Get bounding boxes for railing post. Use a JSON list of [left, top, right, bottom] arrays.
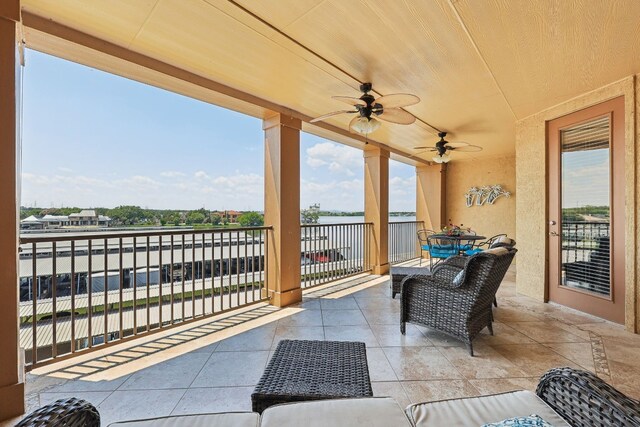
[[263, 113, 302, 307], [364, 146, 390, 275], [0, 0, 24, 419]]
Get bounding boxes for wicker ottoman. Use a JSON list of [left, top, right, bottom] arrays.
[[390, 266, 430, 298], [251, 340, 373, 413]]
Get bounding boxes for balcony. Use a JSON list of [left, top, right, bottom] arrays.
[[20, 261, 640, 425], [3, 0, 640, 423]]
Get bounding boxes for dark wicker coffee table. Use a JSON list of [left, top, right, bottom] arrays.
[[390, 266, 431, 298], [251, 339, 373, 413]]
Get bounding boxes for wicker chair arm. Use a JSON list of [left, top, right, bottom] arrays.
[[536, 367, 640, 427], [400, 274, 459, 293], [16, 397, 100, 427]]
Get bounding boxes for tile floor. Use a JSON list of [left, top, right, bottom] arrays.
[[13, 263, 640, 426]]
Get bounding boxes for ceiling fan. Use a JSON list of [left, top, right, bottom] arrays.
[[415, 132, 482, 163], [310, 83, 420, 134]]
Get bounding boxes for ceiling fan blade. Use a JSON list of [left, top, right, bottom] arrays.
[[450, 144, 482, 153], [376, 108, 415, 125], [310, 109, 357, 123], [374, 93, 420, 108], [444, 141, 470, 148], [332, 96, 366, 106]]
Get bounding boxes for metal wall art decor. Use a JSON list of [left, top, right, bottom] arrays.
[[465, 185, 511, 207]]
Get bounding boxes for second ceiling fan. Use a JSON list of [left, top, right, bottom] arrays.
[[310, 83, 420, 134], [414, 132, 482, 163]]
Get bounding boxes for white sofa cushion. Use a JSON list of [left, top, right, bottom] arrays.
[[406, 390, 570, 427], [260, 397, 412, 427], [108, 412, 259, 427]]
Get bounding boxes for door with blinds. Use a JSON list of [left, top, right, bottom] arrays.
[[547, 97, 625, 323]]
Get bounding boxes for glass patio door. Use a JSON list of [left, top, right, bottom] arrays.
[[547, 97, 625, 324]]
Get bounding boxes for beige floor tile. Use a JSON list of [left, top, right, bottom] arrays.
[[366, 347, 398, 381], [382, 347, 463, 380], [468, 377, 540, 395], [371, 324, 433, 347], [354, 296, 400, 311], [272, 326, 325, 348], [321, 309, 368, 326], [491, 344, 581, 377], [401, 380, 479, 403], [543, 342, 595, 372], [39, 390, 112, 408], [438, 345, 529, 379], [493, 306, 546, 323], [97, 389, 187, 425], [191, 351, 269, 387], [372, 381, 411, 408], [475, 322, 536, 346], [215, 324, 276, 352], [119, 352, 210, 390], [44, 375, 131, 393], [319, 297, 360, 310], [171, 387, 254, 415], [361, 307, 401, 325], [276, 309, 323, 327], [324, 325, 380, 347], [414, 326, 467, 348], [507, 321, 588, 343]]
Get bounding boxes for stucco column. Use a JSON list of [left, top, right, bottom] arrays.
[[364, 146, 390, 275], [0, 0, 24, 421], [416, 163, 447, 230], [263, 113, 302, 307]]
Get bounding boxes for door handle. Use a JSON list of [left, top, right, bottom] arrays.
[[549, 231, 559, 237]]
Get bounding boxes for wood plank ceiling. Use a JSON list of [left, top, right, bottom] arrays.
[[20, 0, 640, 162]]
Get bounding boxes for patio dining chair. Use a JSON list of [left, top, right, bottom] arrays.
[[416, 229, 434, 265], [465, 234, 515, 256], [425, 233, 459, 268]]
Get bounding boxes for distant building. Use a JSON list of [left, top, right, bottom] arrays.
[[212, 210, 242, 223], [20, 209, 111, 230]]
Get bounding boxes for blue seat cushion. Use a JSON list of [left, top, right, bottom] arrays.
[[430, 249, 458, 258], [465, 248, 484, 256]]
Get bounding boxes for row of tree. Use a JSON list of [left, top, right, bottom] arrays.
[[20, 206, 264, 227]]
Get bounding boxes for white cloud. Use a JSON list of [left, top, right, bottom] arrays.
[[305, 142, 361, 177], [21, 171, 264, 210], [160, 171, 186, 178]]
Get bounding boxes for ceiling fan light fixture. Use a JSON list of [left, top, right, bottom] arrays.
[[432, 153, 451, 164], [351, 116, 381, 134]]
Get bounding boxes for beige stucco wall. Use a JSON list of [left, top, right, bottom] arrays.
[[446, 155, 516, 242], [515, 76, 638, 332]]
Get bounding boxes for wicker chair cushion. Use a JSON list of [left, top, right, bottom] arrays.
[[108, 413, 259, 427], [490, 236, 516, 249], [260, 397, 412, 427], [452, 269, 465, 286], [406, 390, 569, 427]]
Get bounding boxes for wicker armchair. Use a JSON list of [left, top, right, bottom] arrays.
[[16, 397, 100, 427], [400, 247, 517, 356], [537, 367, 640, 426]]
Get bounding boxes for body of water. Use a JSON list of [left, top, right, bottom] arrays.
[[318, 215, 416, 224]]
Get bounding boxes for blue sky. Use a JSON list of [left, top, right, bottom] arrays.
[[21, 50, 416, 212]]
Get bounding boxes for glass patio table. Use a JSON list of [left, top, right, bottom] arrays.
[[430, 234, 486, 254]]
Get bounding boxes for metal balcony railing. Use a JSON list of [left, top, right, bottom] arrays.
[[388, 221, 423, 264], [19, 227, 271, 369], [300, 223, 373, 288]]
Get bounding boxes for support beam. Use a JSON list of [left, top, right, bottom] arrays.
[[0, 0, 24, 421], [364, 146, 390, 275], [416, 164, 447, 231], [263, 113, 302, 307]]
